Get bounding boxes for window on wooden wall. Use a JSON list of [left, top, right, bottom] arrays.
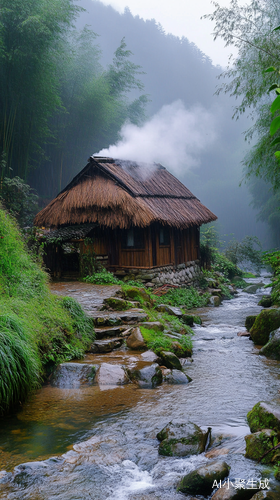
[[159, 226, 170, 246], [121, 227, 145, 249]]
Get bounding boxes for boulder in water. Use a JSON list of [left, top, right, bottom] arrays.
[[157, 420, 210, 457], [245, 315, 257, 331], [259, 329, 280, 360], [212, 483, 261, 499], [177, 460, 230, 496], [258, 296, 273, 308], [97, 363, 129, 387], [159, 351, 182, 370], [243, 283, 263, 294], [250, 309, 280, 345], [245, 429, 279, 464], [126, 363, 162, 388], [247, 401, 280, 433], [162, 369, 191, 384], [50, 363, 97, 388]]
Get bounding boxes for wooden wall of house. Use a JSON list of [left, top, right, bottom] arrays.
[[77, 224, 200, 270]]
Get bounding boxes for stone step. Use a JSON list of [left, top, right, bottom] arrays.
[[90, 337, 124, 353], [95, 325, 129, 339], [91, 309, 148, 326]]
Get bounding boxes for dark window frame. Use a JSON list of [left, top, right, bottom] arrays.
[[121, 227, 145, 250]]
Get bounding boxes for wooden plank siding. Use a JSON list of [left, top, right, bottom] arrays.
[[78, 225, 199, 270]]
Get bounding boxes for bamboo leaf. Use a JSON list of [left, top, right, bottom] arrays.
[[271, 95, 280, 114], [270, 117, 280, 136], [271, 137, 280, 146]]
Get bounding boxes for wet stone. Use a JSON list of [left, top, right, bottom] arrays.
[[97, 363, 129, 386], [245, 429, 279, 463], [126, 327, 146, 350], [94, 325, 128, 339], [127, 363, 162, 388], [259, 329, 280, 360], [243, 283, 263, 294], [90, 337, 124, 353], [157, 420, 210, 457], [155, 304, 183, 316], [159, 351, 182, 370], [212, 483, 260, 499], [247, 401, 280, 433], [162, 369, 191, 384], [177, 460, 230, 496], [141, 350, 160, 362], [50, 363, 97, 388]]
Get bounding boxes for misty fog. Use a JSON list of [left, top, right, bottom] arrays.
[[77, 0, 270, 247]]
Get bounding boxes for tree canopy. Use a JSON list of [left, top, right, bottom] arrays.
[[205, 0, 280, 243], [0, 0, 148, 196]]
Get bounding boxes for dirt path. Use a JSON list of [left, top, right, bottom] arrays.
[[50, 282, 121, 315]]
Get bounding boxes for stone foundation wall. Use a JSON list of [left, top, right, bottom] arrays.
[[116, 260, 201, 287]]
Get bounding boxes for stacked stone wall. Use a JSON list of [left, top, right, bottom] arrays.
[[116, 260, 201, 287]]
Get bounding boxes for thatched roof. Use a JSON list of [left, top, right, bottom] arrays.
[[34, 157, 217, 230]]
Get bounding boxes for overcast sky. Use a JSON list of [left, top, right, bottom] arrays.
[[97, 0, 246, 67]]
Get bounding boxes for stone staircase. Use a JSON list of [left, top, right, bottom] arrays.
[[90, 309, 149, 353]]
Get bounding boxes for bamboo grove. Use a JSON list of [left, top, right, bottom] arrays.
[[0, 0, 148, 197]]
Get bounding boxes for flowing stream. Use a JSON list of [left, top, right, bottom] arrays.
[[0, 279, 280, 499]]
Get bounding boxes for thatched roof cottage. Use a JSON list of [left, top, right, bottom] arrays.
[[35, 156, 217, 282]]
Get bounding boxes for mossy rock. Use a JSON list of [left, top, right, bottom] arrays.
[[181, 314, 194, 326], [245, 429, 279, 464], [247, 401, 280, 433], [250, 309, 280, 345], [157, 421, 210, 457], [121, 287, 151, 303], [103, 297, 133, 311], [260, 329, 280, 360], [170, 341, 192, 359], [159, 351, 182, 370], [177, 460, 230, 496], [258, 296, 273, 308], [245, 315, 257, 331]]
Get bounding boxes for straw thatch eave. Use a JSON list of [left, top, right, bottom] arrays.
[[34, 158, 217, 230]]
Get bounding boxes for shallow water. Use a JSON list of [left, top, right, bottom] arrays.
[[1, 280, 280, 499]]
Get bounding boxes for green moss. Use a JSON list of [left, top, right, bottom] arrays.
[[245, 315, 257, 331], [140, 326, 192, 357], [250, 309, 280, 345], [104, 297, 133, 311], [247, 402, 280, 433], [152, 287, 210, 309], [245, 429, 279, 464]]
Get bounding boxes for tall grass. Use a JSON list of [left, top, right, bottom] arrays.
[[0, 315, 40, 413], [0, 207, 94, 414], [0, 209, 47, 298]]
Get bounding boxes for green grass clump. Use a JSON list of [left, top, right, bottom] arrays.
[[0, 209, 47, 298], [0, 207, 94, 414], [0, 315, 40, 413], [153, 287, 209, 309], [140, 326, 193, 356], [160, 313, 193, 335], [84, 269, 122, 285]]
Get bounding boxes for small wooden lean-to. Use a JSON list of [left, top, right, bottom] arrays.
[[34, 156, 217, 280]]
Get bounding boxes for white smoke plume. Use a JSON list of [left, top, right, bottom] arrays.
[[96, 100, 216, 175]]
